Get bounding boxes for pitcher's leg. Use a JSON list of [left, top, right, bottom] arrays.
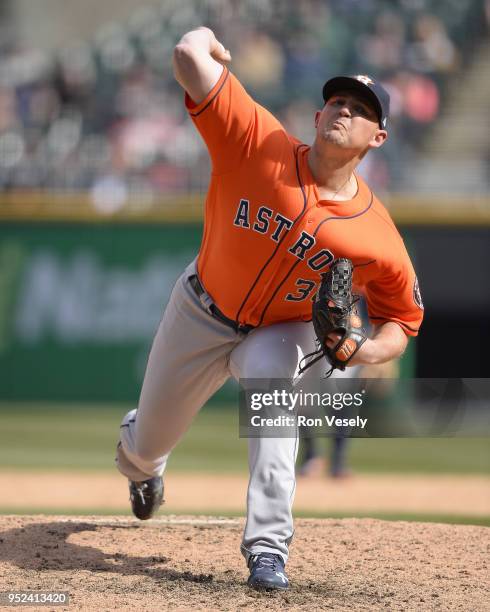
[[230, 321, 316, 563], [117, 266, 238, 481], [241, 431, 299, 562]]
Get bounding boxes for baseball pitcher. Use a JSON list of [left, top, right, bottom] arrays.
[[116, 27, 424, 591]]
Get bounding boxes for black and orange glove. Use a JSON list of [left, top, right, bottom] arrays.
[[300, 258, 367, 376]]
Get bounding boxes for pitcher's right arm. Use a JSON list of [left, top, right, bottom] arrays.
[[173, 27, 284, 174], [173, 27, 231, 104]]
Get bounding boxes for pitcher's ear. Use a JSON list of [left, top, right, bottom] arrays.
[[369, 129, 388, 149]]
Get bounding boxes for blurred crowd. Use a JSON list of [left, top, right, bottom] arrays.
[[0, 0, 487, 209]]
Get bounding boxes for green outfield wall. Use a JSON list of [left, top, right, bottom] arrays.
[[0, 223, 204, 401]]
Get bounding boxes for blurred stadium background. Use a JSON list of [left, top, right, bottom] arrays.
[[0, 0, 488, 520]]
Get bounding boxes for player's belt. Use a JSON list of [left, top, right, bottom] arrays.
[[188, 274, 255, 335]]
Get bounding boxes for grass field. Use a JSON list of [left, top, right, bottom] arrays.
[[0, 403, 488, 474]]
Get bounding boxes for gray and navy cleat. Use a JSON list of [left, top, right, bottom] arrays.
[[247, 553, 289, 591]]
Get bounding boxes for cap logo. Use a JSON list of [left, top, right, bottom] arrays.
[[354, 75, 374, 86]]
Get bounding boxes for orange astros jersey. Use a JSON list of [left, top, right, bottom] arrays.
[[185, 68, 424, 336]]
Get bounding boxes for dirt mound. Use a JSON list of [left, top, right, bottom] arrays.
[[0, 515, 488, 611]]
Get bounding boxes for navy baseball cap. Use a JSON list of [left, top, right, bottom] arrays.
[[322, 75, 390, 129]]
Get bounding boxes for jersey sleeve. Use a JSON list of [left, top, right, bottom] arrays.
[[363, 247, 424, 337], [184, 67, 282, 173]]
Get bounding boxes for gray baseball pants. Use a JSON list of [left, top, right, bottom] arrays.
[[116, 259, 318, 563]]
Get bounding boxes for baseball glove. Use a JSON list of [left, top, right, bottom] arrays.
[[299, 258, 367, 376]]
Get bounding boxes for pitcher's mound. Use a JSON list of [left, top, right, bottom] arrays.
[[0, 515, 487, 611]]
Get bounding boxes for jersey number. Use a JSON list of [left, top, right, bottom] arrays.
[[286, 278, 317, 302]]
